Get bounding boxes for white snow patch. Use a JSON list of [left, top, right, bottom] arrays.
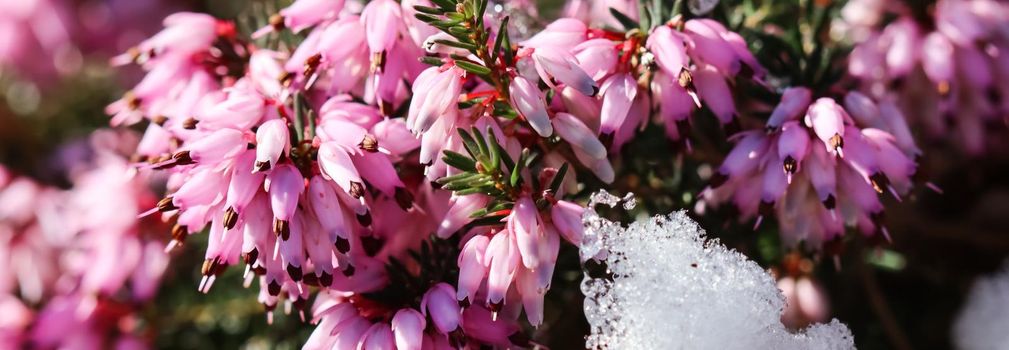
[[580, 191, 856, 350], [954, 261, 1009, 350]]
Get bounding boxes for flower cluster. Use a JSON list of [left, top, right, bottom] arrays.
[[511, 13, 765, 154], [0, 0, 176, 84], [105, 0, 610, 346], [69, 0, 977, 347], [305, 282, 525, 348], [0, 0, 75, 81], [700, 88, 921, 249], [844, 0, 1009, 154], [0, 130, 167, 349]]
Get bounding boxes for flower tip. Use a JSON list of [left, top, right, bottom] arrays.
[[925, 182, 944, 194]]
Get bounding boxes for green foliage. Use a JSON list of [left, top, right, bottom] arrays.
[[364, 237, 461, 308], [436, 127, 520, 199]]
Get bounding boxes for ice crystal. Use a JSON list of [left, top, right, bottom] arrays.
[[581, 191, 855, 349], [953, 261, 1009, 350]]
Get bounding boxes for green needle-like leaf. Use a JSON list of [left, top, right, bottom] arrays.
[[443, 150, 477, 172], [491, 16, 510, 64], [414, 5, 445, 15], [430, 0, 456, 10], [470, 127, 489, 159], [476, 0, 488, 26], [468, 208, 489, 218], [419, 56, 444, 66], [434, 39, 478, 51], [454, 60, 492, 76], [486, 126, 501, 172], [487, 201, 512, 213], [548, 163, 570, 195], [456, 128, 480, 159], [510, 149, 529, 188], [436, 172, 480, 185], [610, 8, 639, 32], [497, 142, 515, 171], [469, 215, 508, 226], [414, 13, 441, 23]]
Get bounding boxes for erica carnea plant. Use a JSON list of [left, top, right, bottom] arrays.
[[2, 0, 1008, 349]]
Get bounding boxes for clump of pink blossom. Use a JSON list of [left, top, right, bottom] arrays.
[[700, 88, 922, 250], [0, 130, 167, 350], [844, 0, 1009, 155]]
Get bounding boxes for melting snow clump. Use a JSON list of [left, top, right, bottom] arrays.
[[581, 191, 856, 350], [953, 261, 1009, 350]]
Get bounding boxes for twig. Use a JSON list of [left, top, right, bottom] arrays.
[[855, 245, 913, 350]]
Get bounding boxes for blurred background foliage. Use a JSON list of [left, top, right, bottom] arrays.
[[3, 0, 1009, 349]]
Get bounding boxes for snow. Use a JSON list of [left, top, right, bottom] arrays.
[[953, 261, 1009, 350], [580, 191, 856, 350]]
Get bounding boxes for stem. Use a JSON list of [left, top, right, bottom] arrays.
[[672, 0, 685, 16], [474, 25, 509, 101], [306, 107, 316, 140], [292, 92, 305, 142], [673, 0, 686, 30], [855, 245, 913, 350]]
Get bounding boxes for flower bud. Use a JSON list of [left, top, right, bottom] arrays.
[[422, 283, 461, 334], [391, 309, 425, 350], [255, 119, 290, 172], [599, 73, 638, 135], [510, 76, 553, 137], [531, 46, 598, 96]]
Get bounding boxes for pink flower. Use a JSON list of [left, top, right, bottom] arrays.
[[266, 164, 304, 227], [307, 176, 350, 249], [882, 19, 920, 78], [574, 39, 619, 81], [651, 72, 696, 143], [317, 16, 368, 66], [847, 0, 1009, 155], [122, 12, 218, 61], [318, 142, 365, 198], [529, 46, 599, 96], [274, 0, 346, 34], [177, 128, 247, 165], [779, 276, 830, 329], [521, 18, 588, 50], [599, 73, 638, 135], [778, 121, 810, 183], [306, 285, 497, 349], [361, 0, 403, 55], [391, 309, 426, 350], [692, 64, 736, 125], [684, 19, 743, 76], [703, 93, 918, 247], [553, 112, 607, 160], [254, 119, 290, 172], [407, 65, 463, 134], [484, 230, 520, 308], [437, 194, 489, 238], [460, 305, 520, 346], [0, 136, 167, 350], [511, 196, 544, 270], [0, 0, 74, 81], [360, 323, 396, 349], [805, 98, 848, 156], [647, 25, 689, 78], [225, 150, 265, 216], [509, 76, 553, 137], [767, 87, 812, 130], [421, 283, 460, 334]]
